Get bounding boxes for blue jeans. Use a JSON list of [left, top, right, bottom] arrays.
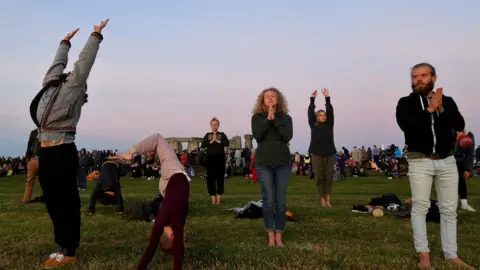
[[256, 165, 291, 233]]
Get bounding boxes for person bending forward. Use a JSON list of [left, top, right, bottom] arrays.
[[114, 133, 190, 270]]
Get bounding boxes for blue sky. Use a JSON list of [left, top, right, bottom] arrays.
[[1, 1, 479, 156]]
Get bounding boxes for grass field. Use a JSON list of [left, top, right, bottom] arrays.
[[0, 174, 479, 270]]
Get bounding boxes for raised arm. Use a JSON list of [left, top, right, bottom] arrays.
[[68, 19, 109, 87], [68, 32, 103, 87], [308, 97, 316, 128], [251, 114, 273, 142], [325, 96, 334, 127], [273, 114, 293, 142], [42, 29, 78, 87]]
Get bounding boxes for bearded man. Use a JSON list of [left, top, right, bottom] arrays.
[[396, 63, 473, 269]]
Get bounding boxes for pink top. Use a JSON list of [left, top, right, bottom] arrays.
[[132, 133, 190, 196]]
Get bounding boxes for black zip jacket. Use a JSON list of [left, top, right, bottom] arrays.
[[396, 92, 465, 157], [202, 132, 230, 156], [25, 129, 40, 158]]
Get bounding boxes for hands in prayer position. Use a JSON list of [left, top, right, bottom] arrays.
[[427, 88, 443, 113], [210, 132, 221, 144], [267, 106, 275, 120]]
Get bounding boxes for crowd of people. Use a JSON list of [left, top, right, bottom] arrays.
[[2, 17, 477, 269]]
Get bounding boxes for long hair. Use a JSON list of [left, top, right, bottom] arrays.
[[252, 87, 289, 114]]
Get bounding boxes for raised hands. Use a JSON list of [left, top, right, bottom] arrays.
[[64, 28, 80, 41], [311, 90, 317, 98], [322, 88, 330, 97], [94, 18, 109, 33]]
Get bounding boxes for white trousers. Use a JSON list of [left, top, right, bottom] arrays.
[[408, 155, 459, 259]]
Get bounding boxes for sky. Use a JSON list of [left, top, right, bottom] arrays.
[[0, 1, 479, 156]]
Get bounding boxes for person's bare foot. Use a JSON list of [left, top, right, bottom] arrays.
[[320, 197, 327, 208], [211, 196, 216, 205], [216, 195, 221, 205], [326, 195, 332, 208], [418, 252, 431, 269], [449, 258, 476, 269], [275, 233, 284, 247], [268, 232, 275, 247]]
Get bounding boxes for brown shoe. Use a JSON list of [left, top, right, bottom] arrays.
[[41, 254, 76, 268], [40, 253, 61, 267]]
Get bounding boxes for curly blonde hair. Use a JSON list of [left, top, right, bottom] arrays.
[[252, 87, 289, 114]]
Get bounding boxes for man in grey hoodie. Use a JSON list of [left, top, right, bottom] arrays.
[[29, 19, 109, 268]]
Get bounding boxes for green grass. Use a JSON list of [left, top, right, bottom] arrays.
[[0, 174, 479, 270]]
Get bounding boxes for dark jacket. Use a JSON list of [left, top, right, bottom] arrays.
[[251, 112, 293, 167], [396, 92, 465, 157], [454, 132, 475, 173], [99, 161, 121, 191], [308, 96, 336, 157], [26, 129, 40, 158], [201, 132, 230, 156]]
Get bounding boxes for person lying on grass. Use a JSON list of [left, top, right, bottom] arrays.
[[109, 133, 190, 270]]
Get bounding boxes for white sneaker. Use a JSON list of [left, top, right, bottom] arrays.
[[461, 204, 476, 212]]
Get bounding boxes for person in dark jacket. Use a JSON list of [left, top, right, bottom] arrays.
[[23, 128, 41, 204], [78, 148, 89, 191], [395, 63, 472, 269], [308, 89, 336, 208], [87, 159, 125, 215], [454, 130, 475, 212], [201, 117, 230, 205], [251, 87, 293, 247]]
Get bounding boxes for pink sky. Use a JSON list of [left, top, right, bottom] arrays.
[[0, 1, 479, 155]]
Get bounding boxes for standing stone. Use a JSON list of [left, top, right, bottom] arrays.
[[244, 134, 253, 149]]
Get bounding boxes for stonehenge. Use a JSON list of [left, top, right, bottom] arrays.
[[165, 134, 254, 152]]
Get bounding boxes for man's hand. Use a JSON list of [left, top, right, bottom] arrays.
[[64, 28, 80, 41], [311, 90, 317, 98], [464, 171, 471, 178], [435, 88, 444, 112], [427, 90, 441, 112], [93, 18, 109, 33], [322, 88, 329, 97]]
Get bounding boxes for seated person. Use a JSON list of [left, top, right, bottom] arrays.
[[351, 166, 360, 177], [87, 159, 125, 215]]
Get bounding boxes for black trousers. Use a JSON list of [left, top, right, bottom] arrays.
[[456, 162, 467, 200], [38, 143, 80, 256], [206, 154, 225, 196]]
